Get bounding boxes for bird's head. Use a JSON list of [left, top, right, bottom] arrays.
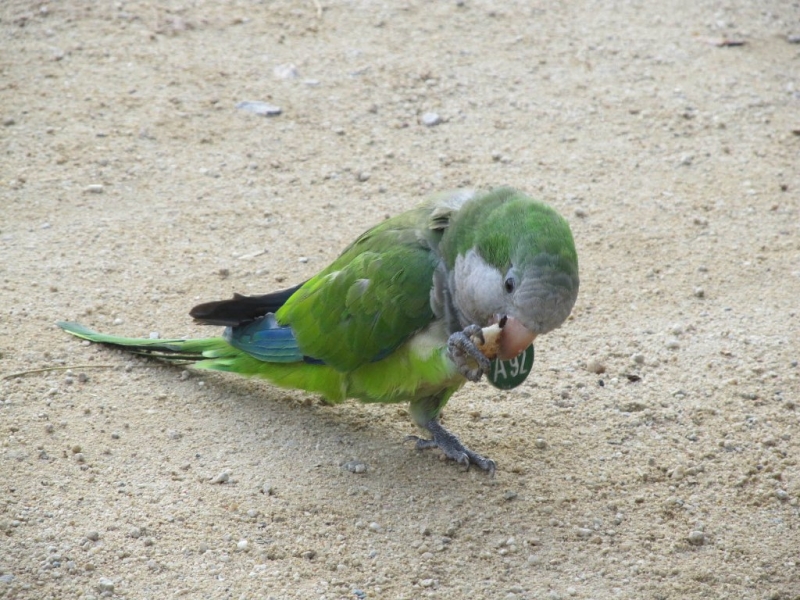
[[441, 188, 579, 360]]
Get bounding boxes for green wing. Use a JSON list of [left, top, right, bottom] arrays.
[[276, 207, 441, 372]]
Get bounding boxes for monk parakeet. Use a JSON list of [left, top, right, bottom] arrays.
[[58, 187, 579, 474]]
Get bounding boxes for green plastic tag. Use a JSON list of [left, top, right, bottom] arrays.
[[488, 344, 535, 390]]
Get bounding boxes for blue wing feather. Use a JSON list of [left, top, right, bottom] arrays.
[[224, 315, 304, 363]]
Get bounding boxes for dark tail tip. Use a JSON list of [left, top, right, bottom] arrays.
[[190, 283, 305, 327]]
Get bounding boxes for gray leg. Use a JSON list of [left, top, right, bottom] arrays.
[[406, 419, 496, 475], [447, 324, 491, 382]]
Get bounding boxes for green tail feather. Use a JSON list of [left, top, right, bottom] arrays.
[[56, 321, 234, 364], [56, 321, 349, 399]]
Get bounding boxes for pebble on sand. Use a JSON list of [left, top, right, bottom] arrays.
[[687, 530, 705, 545], [421, 112, 442, 127], [586, 359, 606, 374], [209, 469, 231, 484], [273, 63, 298, 79], [236, 101, 282, 117], [342, 460, 368, 474]]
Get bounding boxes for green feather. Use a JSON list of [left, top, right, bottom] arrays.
[[440, 186, 578, 277], [276, 206, 443, 372], [57, 320, 462, 409]]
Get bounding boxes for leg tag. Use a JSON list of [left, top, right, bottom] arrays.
[[488, 344, 534, 390]]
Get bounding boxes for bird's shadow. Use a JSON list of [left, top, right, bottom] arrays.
[[185, 369, 501, 492]]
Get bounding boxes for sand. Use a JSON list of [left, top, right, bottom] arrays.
[[1, 1, 799, 598]]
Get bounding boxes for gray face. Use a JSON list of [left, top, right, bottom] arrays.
[[449, 249, 578, 334]]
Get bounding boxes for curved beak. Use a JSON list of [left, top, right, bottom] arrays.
[[494, 315, 537, 360]]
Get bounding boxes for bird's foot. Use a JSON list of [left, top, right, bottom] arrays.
[[406, 419, 496, 475], [447, 324, 491, 382]]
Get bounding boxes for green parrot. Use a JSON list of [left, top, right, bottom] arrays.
[[58, 187, 579, 474]]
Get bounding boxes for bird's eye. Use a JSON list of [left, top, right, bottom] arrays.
[[504, 276, 516, 293]]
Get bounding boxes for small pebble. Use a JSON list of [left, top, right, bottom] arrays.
[[261, 483, 275, 495], [420, 578, 435, 588], [632, 353, 645, 364], [273, 63, 298, 79], [586, 359, 606, 374], [236, 539, 249, 552], [687, 530, 705, 545], [368, 522, 382, 532], [236, 100, 281, 117], [665, 339, 681, 350], [86, 531, 100, 541], [694, 287, 705, 298], [84, 184, 104, 194], [342, 460, 367, 474], [421, 112, 442, 126], [209, 469, 231, 484], [534, 438, 547, 449], [96, 577, 115, 593]]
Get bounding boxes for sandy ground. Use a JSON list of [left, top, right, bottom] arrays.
[[2, 1, 800, 599]]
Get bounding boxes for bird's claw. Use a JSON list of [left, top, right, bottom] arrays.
[[406, 420, 496, 476], [447, 324, 491, 382]]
